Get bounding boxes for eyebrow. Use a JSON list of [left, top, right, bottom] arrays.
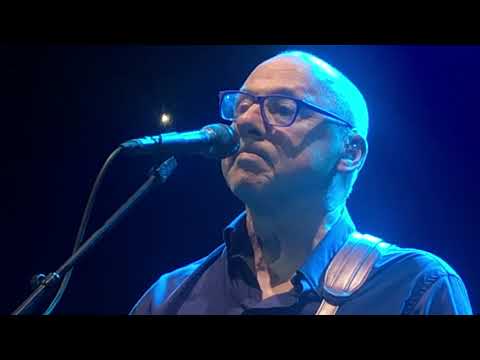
[[241, 86, 305, 99]]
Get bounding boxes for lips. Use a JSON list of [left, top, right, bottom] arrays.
[[234, 144, 273, 168]]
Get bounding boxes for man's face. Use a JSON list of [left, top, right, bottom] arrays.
[[221, 57, 343, 208]]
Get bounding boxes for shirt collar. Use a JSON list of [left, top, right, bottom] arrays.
[[222, 208, 356, 297], [223, 211, 252, 259]]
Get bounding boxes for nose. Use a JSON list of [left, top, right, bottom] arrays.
[[235, 103, 267, 140]]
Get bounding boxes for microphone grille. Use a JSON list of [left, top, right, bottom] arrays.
[[203, 123, 240, 159]]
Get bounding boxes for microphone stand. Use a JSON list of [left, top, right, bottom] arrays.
[[11, 156, 178, 315]]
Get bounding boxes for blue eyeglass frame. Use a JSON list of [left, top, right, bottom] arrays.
[[219, 90, 354, 129]]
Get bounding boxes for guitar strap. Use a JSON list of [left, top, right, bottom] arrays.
[[316, 232, 390, 315]]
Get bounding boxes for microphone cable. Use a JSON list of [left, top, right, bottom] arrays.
[[43, 147, 124, 315]]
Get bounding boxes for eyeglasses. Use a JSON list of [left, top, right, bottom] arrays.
[[219, 90, 353, 129]]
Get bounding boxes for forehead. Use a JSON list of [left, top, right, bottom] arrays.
[[241, 57, 318, 100]]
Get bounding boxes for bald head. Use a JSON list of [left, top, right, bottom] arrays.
[[254, 51, 369, 139]]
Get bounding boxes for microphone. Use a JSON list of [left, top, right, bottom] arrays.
[[120, 123, 240, 159]]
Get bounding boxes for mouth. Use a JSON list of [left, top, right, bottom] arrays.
[[233, 153, 265, 172], [234, 146, 273, 169], [237, 152, 265, 162]]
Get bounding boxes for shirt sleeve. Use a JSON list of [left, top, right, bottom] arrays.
[[129, 275, 168, 315], [409, 274, 473, 315]]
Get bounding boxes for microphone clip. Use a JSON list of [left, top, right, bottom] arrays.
[[149, 156, 178, 183]]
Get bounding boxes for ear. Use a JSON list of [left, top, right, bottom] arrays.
[[337, 134, 368, 173]]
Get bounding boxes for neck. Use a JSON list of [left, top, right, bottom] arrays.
[[245, 197, 344, 289]]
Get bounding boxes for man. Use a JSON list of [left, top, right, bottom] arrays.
[[130, 50, 472, 315]]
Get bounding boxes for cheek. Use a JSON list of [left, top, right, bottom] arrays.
[[309, 147, 335, 172], [281, 142, 340, 176]]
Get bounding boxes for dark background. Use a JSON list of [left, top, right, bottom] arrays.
[[1, 45, 478, 315]]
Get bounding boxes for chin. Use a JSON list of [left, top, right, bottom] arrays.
[[228, 171, 273, 203]]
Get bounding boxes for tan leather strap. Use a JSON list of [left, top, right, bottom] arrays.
[[316, 300, 339, 315], [316, 232, 389, 315]]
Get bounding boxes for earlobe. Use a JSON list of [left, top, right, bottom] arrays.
[[337, 158, 356, 173]]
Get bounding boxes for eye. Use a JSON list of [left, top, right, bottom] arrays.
[[267, 98, 296, 116], [235, 97, 254, 115]]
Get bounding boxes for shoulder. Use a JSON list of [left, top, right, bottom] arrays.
[[373, 240, 473, 314], [377, 243, 460, 277], [129, 255, 208, 315]]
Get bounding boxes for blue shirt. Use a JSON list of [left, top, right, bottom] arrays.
[[130, 210, 473, 315]]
